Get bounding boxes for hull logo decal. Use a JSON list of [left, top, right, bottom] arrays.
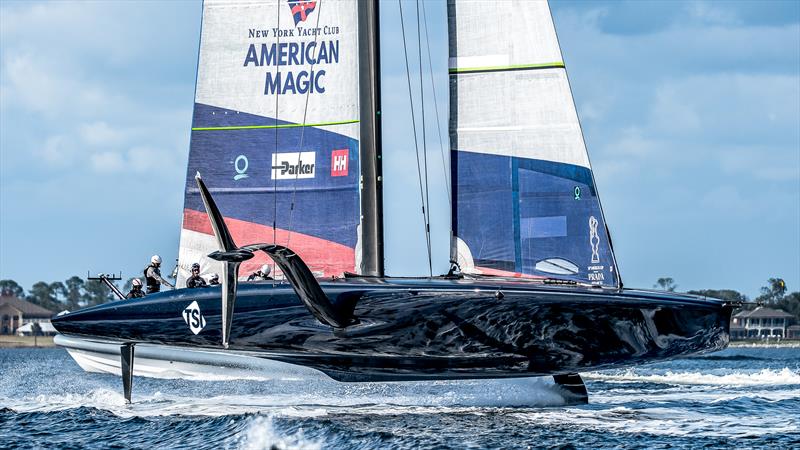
[[182, 300, 207, 335]]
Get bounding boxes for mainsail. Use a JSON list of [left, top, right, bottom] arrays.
[[448, 0, 620, 286], [177, 0, 363, 284]]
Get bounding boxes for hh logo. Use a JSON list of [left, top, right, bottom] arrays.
[[288, 0, 317, 26], [331, 149, 349, 177], [182, 300, 206, 335]]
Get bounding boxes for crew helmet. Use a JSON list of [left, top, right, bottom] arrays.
[[210, 273, 219, 281], [191, 262, 200, 271], [151, 255, 162, 265], [132, 278, 142, 287], [261, 264, 271, 275]]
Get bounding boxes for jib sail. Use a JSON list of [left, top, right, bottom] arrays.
[[177, 0, 363, 284], [448, 0, 620, 287]]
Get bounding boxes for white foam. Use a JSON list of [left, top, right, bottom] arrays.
[[589, 387, 800, 405], [585, 368, 800, 386], [1, 377, 569, 418], [237, 415, 323, 450], [512, 406, 799, 438], [730, 343, 800, 349]]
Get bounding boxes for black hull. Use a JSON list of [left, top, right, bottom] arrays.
[[52, 278, 732, 382]]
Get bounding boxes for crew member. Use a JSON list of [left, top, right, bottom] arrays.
[[126, 278, 145, 299], [186, 263, 207, 288], [208, 273, 220, 285], [144, 254, 173, 294], [247, 264, 273, 281]]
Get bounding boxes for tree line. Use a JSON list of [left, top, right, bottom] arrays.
[[654, 277, 800, 320], [0, 276, 148, 312]]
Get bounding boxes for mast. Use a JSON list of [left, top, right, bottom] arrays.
[[357, 0, 384, 277]]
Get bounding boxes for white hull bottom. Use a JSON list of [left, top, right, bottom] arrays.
[[54, 334, 330, 381], [54, 335, 584, 406]]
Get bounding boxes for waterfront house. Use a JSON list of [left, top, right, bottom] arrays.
[[0, 295, 55, 335], [730, 306, 795, 339]]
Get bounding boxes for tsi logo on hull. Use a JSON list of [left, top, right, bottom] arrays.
[[271, 151, 316, 180], [182, 300, 206, 335]]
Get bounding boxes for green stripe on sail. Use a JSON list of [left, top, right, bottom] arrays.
[[192, 119, 360, 131], [449, 62, 565, 74]]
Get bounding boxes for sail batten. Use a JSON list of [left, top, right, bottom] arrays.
[[448, 0, 620, 287], [449, 62, 565, 74], [191, 119, 360, 131]]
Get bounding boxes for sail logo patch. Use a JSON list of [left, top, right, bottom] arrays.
[[331, 149, 349, 177], [271, 151, 316, 180], [288, 0, 317, 26], [182, 300, 206, 335], [588, 216, 605, 283], [589, 216, 600, 264], [233, 154, 249, 181]]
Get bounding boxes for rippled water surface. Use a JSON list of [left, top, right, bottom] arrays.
[[1, 346, 799, 449]]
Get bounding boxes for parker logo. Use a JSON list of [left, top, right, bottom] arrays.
[[331, 149, 349, 177], [182, 300, 206, 335], [271, 151, 316, 180]]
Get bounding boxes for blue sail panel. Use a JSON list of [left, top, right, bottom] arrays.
[[453, 151, 617, 285]]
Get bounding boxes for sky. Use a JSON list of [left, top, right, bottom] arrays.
[[1, 0, 798, 299]]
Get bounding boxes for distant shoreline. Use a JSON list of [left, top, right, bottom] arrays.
[[0, 335, 56, 348]]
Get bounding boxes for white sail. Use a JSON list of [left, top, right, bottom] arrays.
[[177, 0, 362, 286], [448, 0, 620, 286]]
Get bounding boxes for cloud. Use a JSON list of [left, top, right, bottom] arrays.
[[79, 122, 127, 147], [555, 0, 800, 35], [553, 5, 800, 188], [685, 1, 740, 26], [1, 52, 124, 120], [90, 151, 125, 173], [549, 1, 799, 295], [39, 135, 76, 167], [128, 145, 180, 174]]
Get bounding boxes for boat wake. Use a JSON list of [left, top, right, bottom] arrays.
[[2, 348, 799, 448], [2, 376, 571, 418], [585, 367, 800, 386]]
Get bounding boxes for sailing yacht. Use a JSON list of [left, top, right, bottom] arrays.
[[52, 0, 735, 404]]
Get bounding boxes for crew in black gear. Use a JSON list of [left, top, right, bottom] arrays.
[[126, 278, 145, 299], [186, 263, 207, 288], [144, 254, 173, 294]]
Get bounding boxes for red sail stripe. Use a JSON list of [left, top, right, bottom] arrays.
[[182, 208, 355, 277]]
